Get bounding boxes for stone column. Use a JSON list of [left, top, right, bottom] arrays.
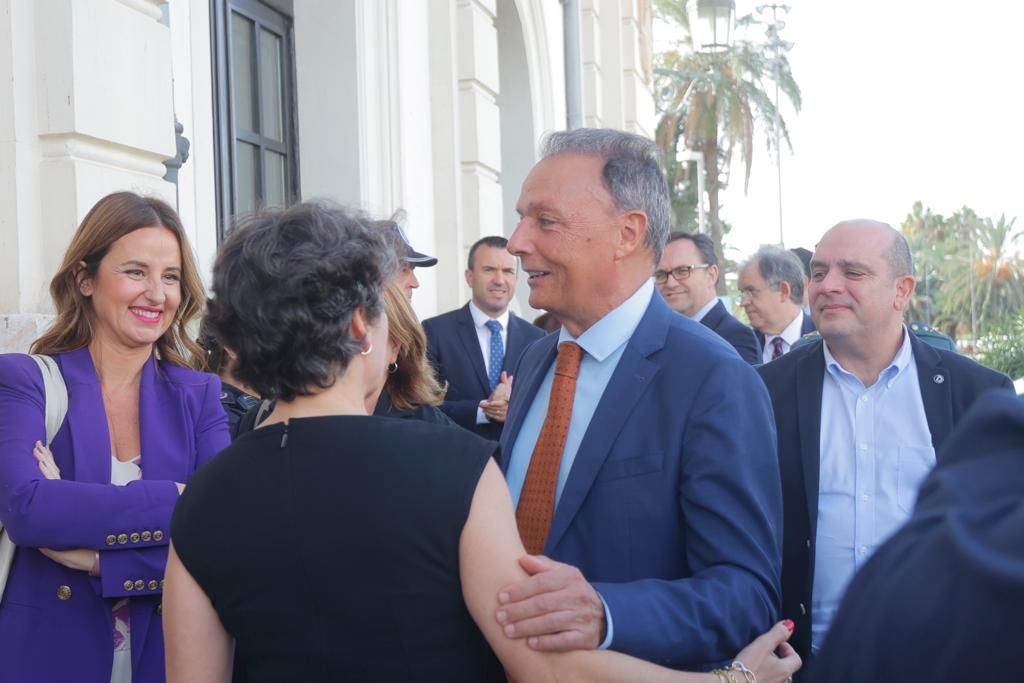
[[0, 0, 176, 353]]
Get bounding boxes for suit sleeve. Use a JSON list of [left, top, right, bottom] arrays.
[[592, 359, 783, 666], [94, 374, 230, 599], [424, 318, 486, 429], [730, 326, 761, 365], [0, 356, 229, 557]]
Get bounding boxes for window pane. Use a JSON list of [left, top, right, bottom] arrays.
[[235, 140, 259, 213], [231, 12, 256, 132], [264, 150, 286, 208], [260, 29, 283, 141]]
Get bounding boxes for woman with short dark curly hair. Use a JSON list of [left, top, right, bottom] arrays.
[[164, 201, 798, 683]]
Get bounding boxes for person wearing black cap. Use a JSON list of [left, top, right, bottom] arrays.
[[807, 389, 1024, 682], [377, 217, 438, 300]]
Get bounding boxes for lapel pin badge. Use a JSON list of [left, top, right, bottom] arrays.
[[933, 374, 945, 384]]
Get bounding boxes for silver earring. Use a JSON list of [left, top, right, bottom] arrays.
[[387, 362, 398, 374], [360, 344, 373, 356]]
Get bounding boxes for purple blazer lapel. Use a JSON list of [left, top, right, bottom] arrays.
[[139, 356, 194, 480], [56, 347, 111, 485]]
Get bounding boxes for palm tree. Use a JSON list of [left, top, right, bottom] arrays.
[[940, 213, 1024, 336], [654, 0, 801, 291]]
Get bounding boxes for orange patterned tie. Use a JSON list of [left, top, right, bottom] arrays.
[[516, 341, 584, 555]]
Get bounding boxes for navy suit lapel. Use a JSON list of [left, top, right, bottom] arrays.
[[503, 315, 525, 375], [499, 335, 558, 472], [455, 305, 490, 395], [796, 343, 825, 541], [910, 334, 952, 454], [544, 296, 667, 555], [700, 299, 725, 332]]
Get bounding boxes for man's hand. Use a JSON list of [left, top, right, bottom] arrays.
[[480, 372, 514, 423], [494, 555, 606, 651]]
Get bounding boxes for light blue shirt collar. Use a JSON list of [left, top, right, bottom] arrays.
[[557, 279, 655, 362], [822, 326, 913, 389]]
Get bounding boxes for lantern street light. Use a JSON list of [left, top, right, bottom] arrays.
[[693, 0, 736, 53]]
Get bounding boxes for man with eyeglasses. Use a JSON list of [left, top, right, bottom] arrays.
[[655, 232, 759, 364], [738, 246, 815, 363]]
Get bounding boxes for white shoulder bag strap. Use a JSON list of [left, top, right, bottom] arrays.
[[0, 354, 69, 601]]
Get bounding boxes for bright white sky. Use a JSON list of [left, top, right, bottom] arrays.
[[662, 0, 1024, 263]]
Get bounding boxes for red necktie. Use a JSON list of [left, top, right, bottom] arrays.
[[771, 336, 785, 360], [516, 342, 584, 555]]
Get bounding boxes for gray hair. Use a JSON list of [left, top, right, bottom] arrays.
[[745, 245, 805, 304], [541, 128, 670, 262]]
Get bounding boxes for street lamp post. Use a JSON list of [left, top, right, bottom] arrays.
[[693, 0, 736, 53], [756, 3, 791, 247]]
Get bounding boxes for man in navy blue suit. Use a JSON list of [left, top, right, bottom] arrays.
[[808, 390, 1024, 682], [493, 129, 782, 670], [655, 231, 759, 364], [757, 220, 1013, 668], [422, 236, 544, 441], [739, 246, 815, 362]]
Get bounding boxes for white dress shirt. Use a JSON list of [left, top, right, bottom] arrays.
[[468, 302, 510, 424], [811, 328, 935, 651], [761, 310, 806, 363]]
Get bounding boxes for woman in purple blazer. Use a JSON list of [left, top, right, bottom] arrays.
[[0, 192, 230, 682]]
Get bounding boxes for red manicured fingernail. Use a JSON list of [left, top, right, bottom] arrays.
[[783, 619, 794, 631]]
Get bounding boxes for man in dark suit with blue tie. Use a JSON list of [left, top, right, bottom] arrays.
[[492, 129, 783, 670], [756, 220, 1013, 668], [655, 231, 759, 364], [422, 236, 544, 441]]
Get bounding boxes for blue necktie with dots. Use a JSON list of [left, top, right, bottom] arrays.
[[485, 319, 504, 391]]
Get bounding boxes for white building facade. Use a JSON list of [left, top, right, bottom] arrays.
[[0, 0, 655, 352]]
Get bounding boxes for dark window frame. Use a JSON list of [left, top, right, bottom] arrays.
[[211, 0, 300, 241]]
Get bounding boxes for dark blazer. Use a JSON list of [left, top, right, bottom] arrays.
[[756, 334, 1014, 662], [0, 347, 229, 683], [499, 290, 783, 669], [700, 299, 760, 364], [423, 304, 544, 441], [808, 391, 1024, 682], [755, 310, 816, 357]]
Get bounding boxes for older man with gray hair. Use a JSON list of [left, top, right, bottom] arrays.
[[493, 128, 783, 670], [738, 246, 815, 362]]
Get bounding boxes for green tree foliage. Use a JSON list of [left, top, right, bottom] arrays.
[[901, 202, 1024, 340], [653, 0, 801, 291], [975, 314, 1024, 380]]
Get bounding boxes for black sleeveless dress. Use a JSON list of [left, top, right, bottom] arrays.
[[171, 415, 504, 682]]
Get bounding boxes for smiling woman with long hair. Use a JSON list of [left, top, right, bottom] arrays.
[[0, 191, 229, 683]]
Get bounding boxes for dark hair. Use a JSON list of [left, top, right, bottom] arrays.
[[206, 201, 398, 401], [467, 236, 510, 270], [541, 128, 670, 262], [666, 231, 717, 267], [747, 246, 805, 304], [31, 191, 207, 369], [197, 310, 229, 375]]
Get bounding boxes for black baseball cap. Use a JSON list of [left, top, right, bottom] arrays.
[[390, 223, 437, 267]]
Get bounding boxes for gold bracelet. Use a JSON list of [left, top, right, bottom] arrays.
[[710, 669, 738, 683]]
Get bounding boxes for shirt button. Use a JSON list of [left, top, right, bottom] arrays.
[[859, 395, 868, 403], [861, 494, 869, 502], [859, 546, 868, 555], [859, 443, 868, 451]]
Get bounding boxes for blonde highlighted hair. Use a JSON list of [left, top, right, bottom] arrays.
[[381, 281, 446, 410]]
